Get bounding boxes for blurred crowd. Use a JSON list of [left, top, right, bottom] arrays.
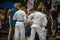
[[0, 8, 9, 32], [0, 2, 60, 39]]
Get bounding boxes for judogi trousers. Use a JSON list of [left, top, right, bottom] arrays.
[[30, 27, 47, 40], [14, 22, 25, 40]]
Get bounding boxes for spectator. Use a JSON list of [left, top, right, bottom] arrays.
[[0, 10, 6, 32], [57, 12, 60, 36], [8, 3, 18, 40], [2, 8, 7, 16], [0, 15, 6, 32], [50, 5, 58, 37]]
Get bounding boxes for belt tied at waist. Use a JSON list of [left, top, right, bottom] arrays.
[[17, 20, 24, 22]]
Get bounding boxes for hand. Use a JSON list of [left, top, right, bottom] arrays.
[[24, 21, 28, 24], [29, 22, 33, 25], [40, 24, 44, 27], [42, 27, 47, 31]]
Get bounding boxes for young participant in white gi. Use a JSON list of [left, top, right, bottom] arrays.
[[13, 3, 26, 40], [28, 11, 47, 40]]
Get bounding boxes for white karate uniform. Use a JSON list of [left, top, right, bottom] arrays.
[[28, 12, 47, 40], [13, 10, 26, 40]]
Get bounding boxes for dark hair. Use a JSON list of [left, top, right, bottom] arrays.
[[18, 3, 22, 7], [29, 8, 34, 11], [37, 8, 42, 12], [53, 5, 57, 8]]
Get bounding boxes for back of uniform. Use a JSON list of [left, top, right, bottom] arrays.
[[8, 8, 18, 40], [28, 12, 47, 28], [13, 10, 26, 40], [28, 12, 47, 40]]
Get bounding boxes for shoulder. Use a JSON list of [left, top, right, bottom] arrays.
[[15, 10, 18, 13], [36, 12, 43, 15], [22, 10, 25, 13], [35, 12, 42, 14], [31, 13, 36, 15], [15, 10, 22, 13], [43, 13, 47, 17], [17, 10, 25, 13]]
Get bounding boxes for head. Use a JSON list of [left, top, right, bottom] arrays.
[[38, 2, 44, 9], [14, 3, 18, 9], [29, 8, 35, 13], [37, 8, 42, 12], [53, 5, 57, 10], [14, 3, 22, 10], [38, 2, 45, 12]]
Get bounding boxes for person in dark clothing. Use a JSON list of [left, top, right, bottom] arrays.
[[45, 0, 51, 11], [8, 3, 18, 40], [50, 5, 58, 36]]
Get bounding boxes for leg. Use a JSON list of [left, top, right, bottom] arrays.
[[30, 27, 36, 40], [8, 25, 15, 40], [20, 25, 25, 40], [8, 26, 12, 40], [14, 26, 19, 40], [10, 27, 15, 40], [37, 28, 47, 40]]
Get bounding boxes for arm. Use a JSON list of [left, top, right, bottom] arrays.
[[23, 11, 27, 21], [42, 17, 47, 27], [41, 15, 47, 27], [28, 13, 35, 22], [13, 12, 17, 20]]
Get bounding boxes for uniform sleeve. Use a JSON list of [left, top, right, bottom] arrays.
[[23, 11, 27, 21], [13, 12, 17, 20], [28, 13, 35, 22], [42, 16, 47, 27]]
